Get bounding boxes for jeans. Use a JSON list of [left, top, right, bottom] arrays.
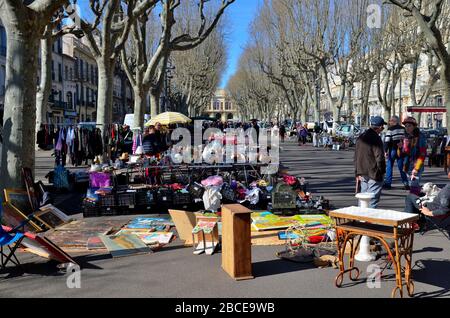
[[406, 166, 424, 195], [405, 194, 421, 214], [385, 149, 408, 186], [360, 177, 383, 208]]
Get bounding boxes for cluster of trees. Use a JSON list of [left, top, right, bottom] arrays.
[[0, 0, 233, 189], [228, 0, 449, 129]]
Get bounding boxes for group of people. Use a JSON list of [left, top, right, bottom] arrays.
[[355, 115, 449, 225]]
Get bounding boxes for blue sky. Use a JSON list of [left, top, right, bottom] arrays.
[[220, 0, 263, 88], [77, 0, 261, 89]]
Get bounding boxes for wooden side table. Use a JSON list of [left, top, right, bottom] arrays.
[[330, 207, 419, 298]]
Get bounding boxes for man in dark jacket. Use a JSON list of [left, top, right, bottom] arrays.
[[384, 116, 408, 190], [142, 126, 161, 156], [355, 116, 387, 208]]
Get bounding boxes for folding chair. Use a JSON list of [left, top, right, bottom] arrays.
[[423, 214, 450, 240], [0, 198, 36, 271], [0, 226, 25, 271]]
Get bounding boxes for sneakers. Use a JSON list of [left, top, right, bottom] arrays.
[[403, 184, 410, 191], [383, 184, 392, 190]]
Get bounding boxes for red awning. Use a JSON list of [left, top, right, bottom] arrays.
[[407, 107, 447, 113]]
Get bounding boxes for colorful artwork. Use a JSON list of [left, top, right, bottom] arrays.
[[278, 232, 301, 240], [192, 221, 217, 234], [126, 216, 174, 229], [1, 202, 44, 232], [251, 212, 295, 231], [136, 232, 174, 245], [291, 215, 333, 227], [99, 233, 151, 258], [34, 204, 72, 229], [87, 237, 106, 250]]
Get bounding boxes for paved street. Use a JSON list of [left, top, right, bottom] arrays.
[[1, 142, 449, 298]]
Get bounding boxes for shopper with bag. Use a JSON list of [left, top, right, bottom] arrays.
[[401, 117, 427, 195]]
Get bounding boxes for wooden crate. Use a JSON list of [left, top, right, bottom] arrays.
[[221, 204, 254, 281]]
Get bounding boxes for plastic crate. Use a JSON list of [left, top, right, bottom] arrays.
[[188, 183, 205, 199], [135, 190, 155, 205], [83, 200, 100, 218], [117, 192, 136, 206], [157, 188, 174, 204], [173, 192, 191, 206], [100, 206, 121, 216], [259, 188, 272, 202], [99, 194, 116, 207]]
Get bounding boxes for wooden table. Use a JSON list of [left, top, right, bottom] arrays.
[[329, 207, 419, 298]]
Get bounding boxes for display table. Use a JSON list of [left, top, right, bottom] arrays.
[[329, 207, 419, 298]]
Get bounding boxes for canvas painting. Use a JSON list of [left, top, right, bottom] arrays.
[[4, 189, 35, 216], [127, 216, 174, 228], [251, 212, 295, 231], [99, 233, 151, 258], [1, 202, 44, 232], [291, 215, 333, 227], [87, 237, 106, 250], [136, 232, 174, 245], [34, 204, 72, 229]]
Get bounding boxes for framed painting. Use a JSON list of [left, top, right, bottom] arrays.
[[34, 204, 72, 229], [1, 202, 45, 232], [4, 189, 35, 216]]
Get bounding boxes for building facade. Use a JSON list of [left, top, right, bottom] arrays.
[[0, 17, 135, 126], [207, 89, 238, 122]]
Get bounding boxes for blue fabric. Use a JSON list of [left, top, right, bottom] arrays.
[[385, 149, 408, 186], [0, 231, 24, 246]]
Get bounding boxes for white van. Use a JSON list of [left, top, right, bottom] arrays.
[[124, 114, 150, 128]]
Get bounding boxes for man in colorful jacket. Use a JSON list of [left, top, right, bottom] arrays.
[[402, 117, 427, 195]]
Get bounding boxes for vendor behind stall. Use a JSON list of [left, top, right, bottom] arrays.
[[142, 126, 161, 156]]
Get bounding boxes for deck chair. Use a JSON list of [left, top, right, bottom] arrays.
[[0, 199, 29, 271], [423, 214, 450, 240], [0, 225, 25, 271]]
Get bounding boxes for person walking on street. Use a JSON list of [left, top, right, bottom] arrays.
[[298, 124, 308, 146], [384, 116, 408, 190], [402, 117, 427, 195], [355, 116, 387, 208], [279, 124, 286, 143]]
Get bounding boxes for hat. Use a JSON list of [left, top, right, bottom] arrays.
[[370, 116, 388, 127], [119, 153, 129, 161], [402, 117, 418, 126]]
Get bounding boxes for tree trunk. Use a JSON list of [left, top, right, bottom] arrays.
[[347, 86, 353, 124], [96, 60, 114, 162], [1, 26, 40, 190], [150, 89, 160, 117], [36, 35, 53, 148], [444, 66, 450, 129], [133, 88, 147, 130]]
